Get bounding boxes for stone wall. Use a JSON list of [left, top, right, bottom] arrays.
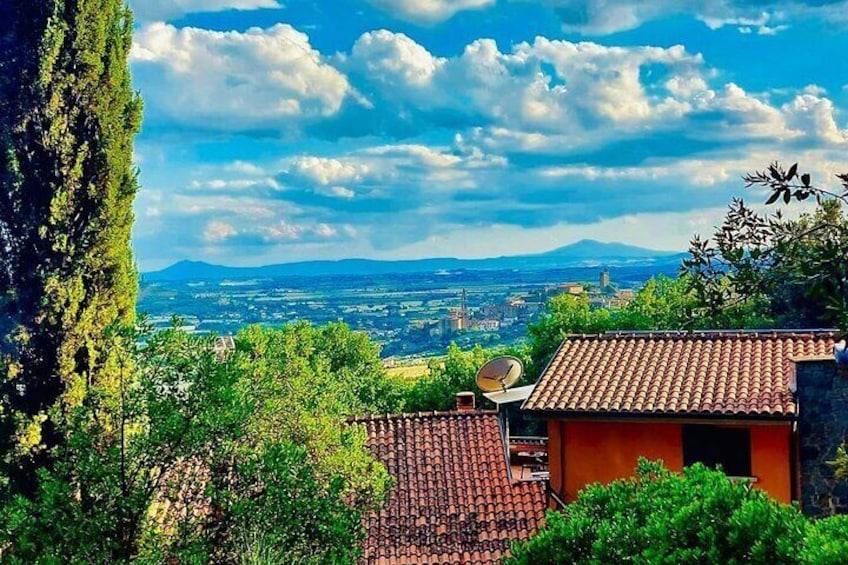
[[796, 359, 848, 516]]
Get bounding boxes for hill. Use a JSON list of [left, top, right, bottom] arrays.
[[143, 239, 685, 282]]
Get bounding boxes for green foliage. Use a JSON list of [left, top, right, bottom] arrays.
[[231, 322, 394, 503], [526, 276, 772, 377], [829, 443, 848, 481], [402, 343, 528, 412], [685, 164, 848, 330], [616, 275, 771, 331], [767, 201, 848, 328], [0, 0, 142, 489], [211, 441, 364, 564], [0, 321, 390, 563], [527, 294, 612, 376], [612, 275, 696, 330], [506, 460, 845, 565], [0, 323, 240, 562], [800, 516, 848, 565]]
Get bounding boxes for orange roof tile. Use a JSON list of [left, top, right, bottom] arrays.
[[524, 331, 836, 417], [352, 411, 546, 565]]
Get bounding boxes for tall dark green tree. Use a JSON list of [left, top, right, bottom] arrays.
[[0, 1, 141, 488]]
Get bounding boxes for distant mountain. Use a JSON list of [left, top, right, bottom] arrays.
[[534, 239, 673, 259], [143, 239, 685, 282]]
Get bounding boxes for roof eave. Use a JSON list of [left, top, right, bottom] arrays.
[[521, 407, 796, 424]]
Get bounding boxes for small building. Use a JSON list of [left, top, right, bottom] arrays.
[[559, 283, 584, 295], [523, 331, 846, 514], [473, 319, 501, 332], [352, 402, 547, 564]]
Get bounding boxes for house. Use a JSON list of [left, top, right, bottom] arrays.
[[352, 330, 847, 563], [352, 403, 547, 564], [523, 330, 847, 515]]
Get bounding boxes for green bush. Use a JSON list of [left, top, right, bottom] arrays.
[[506, 460, 847, 565], [801, 515, 848, 565]]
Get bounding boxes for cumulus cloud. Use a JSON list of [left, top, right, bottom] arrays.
[[349, 30, 444, 90], [131, 23, 351, 132], [365, 0, 495, 24], [344, 32, 705, 139], [287, 157, 370, 187], [275, 143, 506, 210], [130, 0, 282, 22], [343, 31, 841, 154], [132, 24, 845, 148], [783, 92, 848, 145]]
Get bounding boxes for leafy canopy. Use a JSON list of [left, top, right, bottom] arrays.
[[506, 459, 848, 565], [684, 163, 848, 330], [0, 321, 393, 563]]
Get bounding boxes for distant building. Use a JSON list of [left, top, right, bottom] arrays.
[[474, 319, 501, 332], [559, 283, 584, 295], [448, 311, 465, 332], [460, 288, 469, 328], [616, 289, 635, 301], [599, 268, 611, 290]]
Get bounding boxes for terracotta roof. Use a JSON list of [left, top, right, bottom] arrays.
[[352, 411, 546, 564], [524, 331, 836, 418]]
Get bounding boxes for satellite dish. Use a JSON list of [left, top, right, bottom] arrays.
[[476, 356, 524, 393]]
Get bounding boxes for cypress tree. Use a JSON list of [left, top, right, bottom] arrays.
[[0, 0, 141, 490]]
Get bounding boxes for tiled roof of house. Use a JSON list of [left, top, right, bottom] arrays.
[[523, 331, 836, 418], [352, 410, 547, 564]]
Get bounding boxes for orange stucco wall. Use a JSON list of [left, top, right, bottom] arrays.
[[750, 425, 792, 503], [548, 420, 792, 504]]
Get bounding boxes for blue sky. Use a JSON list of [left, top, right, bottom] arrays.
[[128, 0, 848, 270]]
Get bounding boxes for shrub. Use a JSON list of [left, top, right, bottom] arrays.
[[506, 460, 813, 565]]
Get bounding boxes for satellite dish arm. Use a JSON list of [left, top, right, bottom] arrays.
[[501, 365, 515, 391]]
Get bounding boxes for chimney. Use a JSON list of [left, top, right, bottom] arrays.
[[456, 391, 476, 412]]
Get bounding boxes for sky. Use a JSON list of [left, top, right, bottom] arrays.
[[128, 0, 848, 270]]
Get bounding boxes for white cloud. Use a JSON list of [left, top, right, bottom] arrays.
[[203, 220, 238, 243], [131, 0, 282, 22], [133, 23, 837, 147], [536, 1, 848, 35], [783, 93, 848, 144], [315, 185, 356, 199], [226, 161, 267, 176], [260, 220, 303, 242], [349, 30, 444, 89], [313, 223, 338, 237], [131, 23, 351, 131], [365, 0, 495, 24], [276, 143, 506, 204], [286, 156, 370, 186]]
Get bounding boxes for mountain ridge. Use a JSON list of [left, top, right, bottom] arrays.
[[144, 239, 685, 282]]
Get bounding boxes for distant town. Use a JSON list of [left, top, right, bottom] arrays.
[[139, 263, 672, 359]]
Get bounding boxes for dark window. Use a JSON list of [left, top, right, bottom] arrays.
[[682, 425, 752, 477]]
